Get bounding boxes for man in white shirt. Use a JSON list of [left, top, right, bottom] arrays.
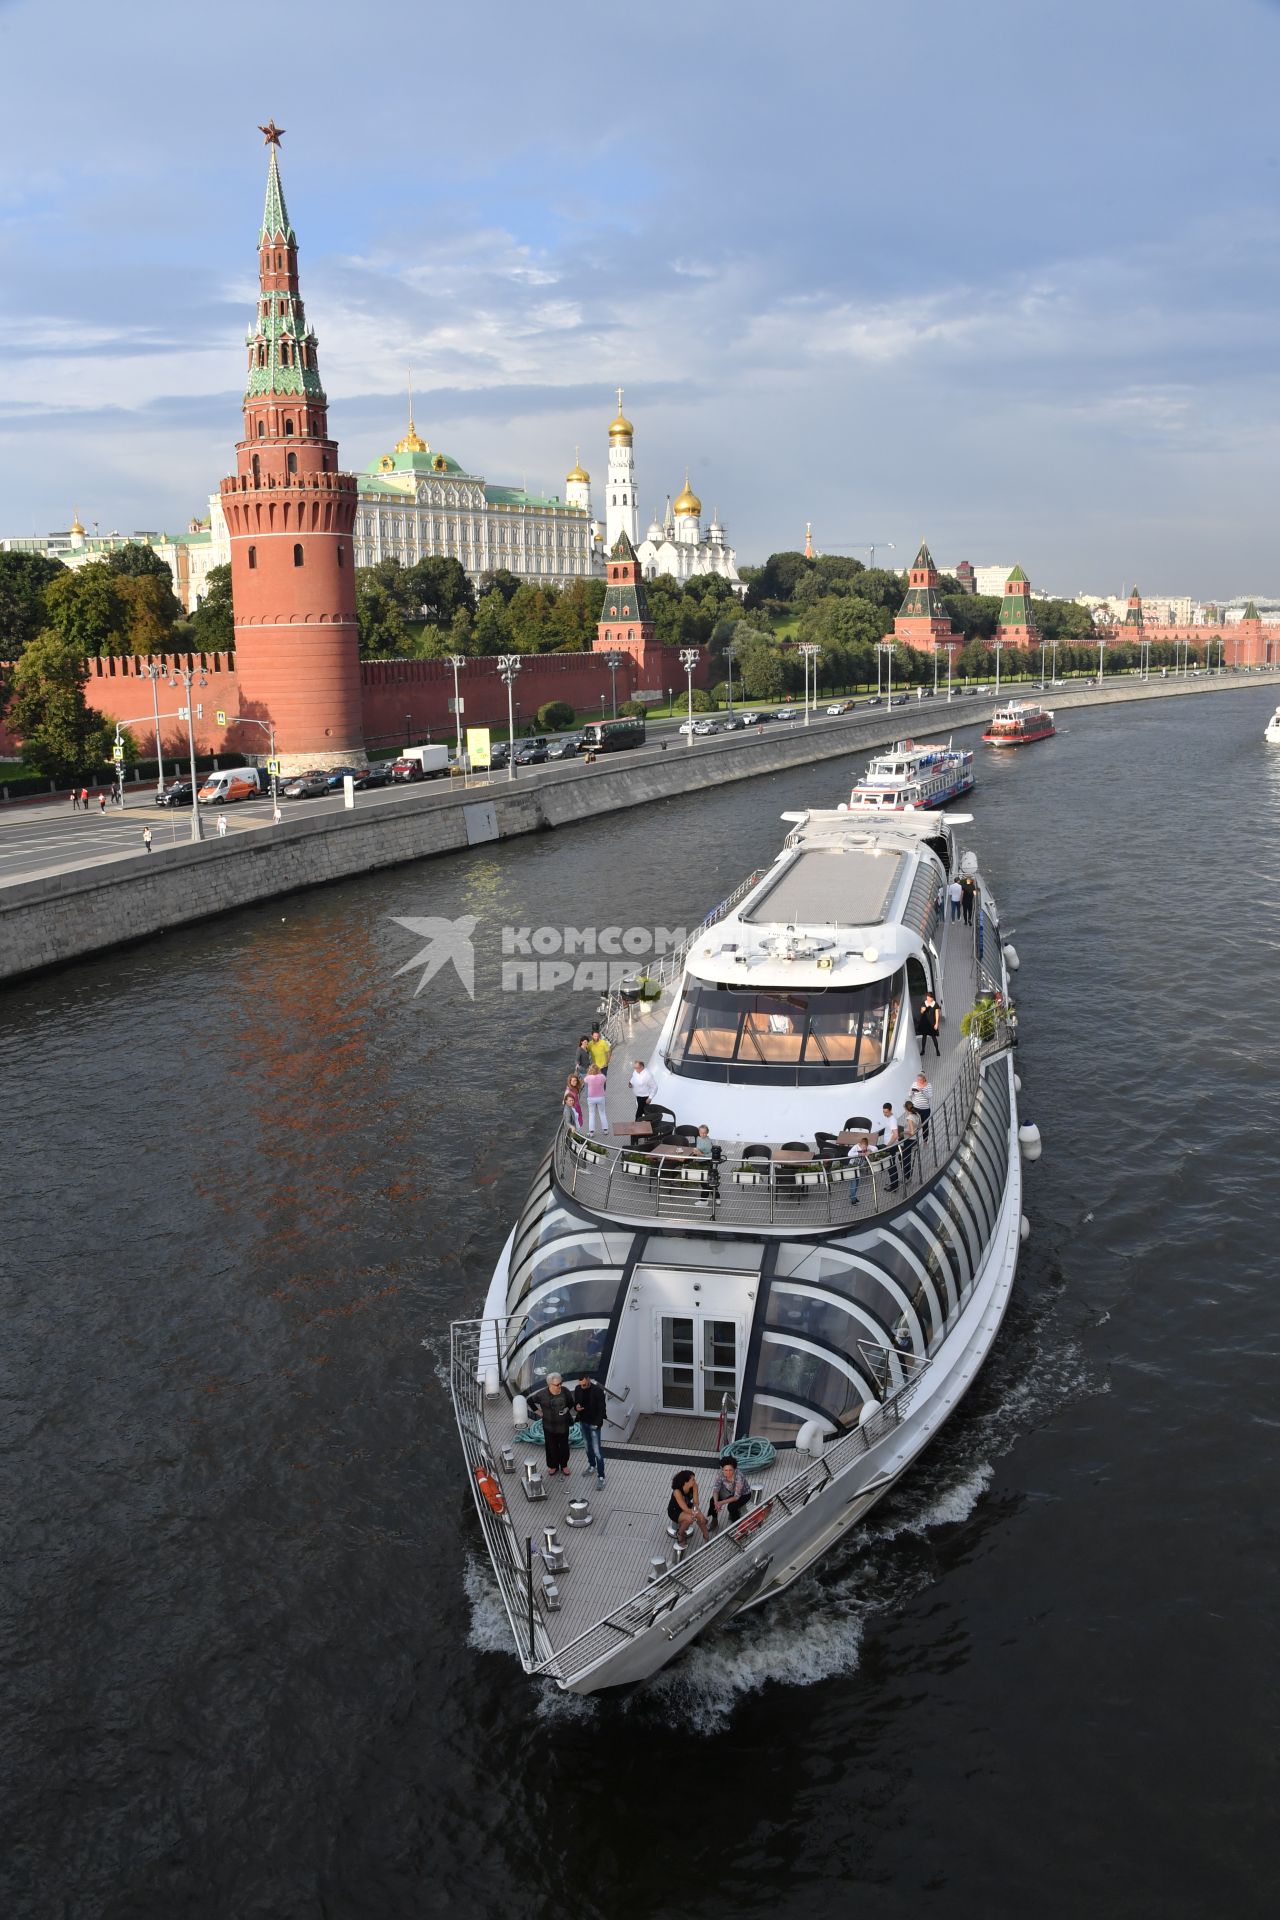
[[911, 1071, 933, 1142], [629, 1059, 657, 1121], [948, 877, 963, 922]]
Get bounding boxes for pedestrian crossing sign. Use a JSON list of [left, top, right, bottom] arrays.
[[215, 709, 227, 726], [266, 759, 281, 775], [112, 744, 124, 761]]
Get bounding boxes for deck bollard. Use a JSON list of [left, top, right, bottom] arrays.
[[522, 1461, 547, 1501], [499, 1445, 515, 1473]]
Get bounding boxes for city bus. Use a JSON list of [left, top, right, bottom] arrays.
[[578, 717, 647, 754]]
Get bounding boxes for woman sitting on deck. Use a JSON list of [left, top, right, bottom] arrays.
[[668, 1468, 710, 1546]]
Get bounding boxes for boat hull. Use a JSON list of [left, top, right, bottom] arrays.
[[983, 726, 1055, 746]]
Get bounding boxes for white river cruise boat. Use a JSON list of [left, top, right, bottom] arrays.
[[451, 805, 1028, 1694], [1264, 707, 1280, 744], [845, 738, 975, 812]]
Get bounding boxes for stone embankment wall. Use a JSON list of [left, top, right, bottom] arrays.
[[1, 672, 1276, 988]]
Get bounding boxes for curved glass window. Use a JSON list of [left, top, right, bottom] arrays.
[[508, 1229, 634, 1309], [768, 1284, 898, 1373], [894, 1213, 959, 1326], [755, 1334, 871, 1429], [934, 1174, 983, 1274], [772, 1246, 925, 1356], [668, 972, 904, 1085], [951, 1159, 996, 1244], [920, 1191, 974, 1300], [519, 1277, 623, 1338], [748, 1396, 813, 1444], [507, 1323, 609, 1395]]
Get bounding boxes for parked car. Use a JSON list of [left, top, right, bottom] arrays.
[[198, 767, 263, 805], [516, 740, 549, 764], [488, 740, 511, 766], [546, 734, 583, 760], [389, 758, 423, 782], [156, 780, 195, 807], [282, 771, 329, 799], [323, 765, 364, 790], [353, 764, 393, 789]]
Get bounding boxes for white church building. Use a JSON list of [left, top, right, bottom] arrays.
[[603, 391, 744, 595]]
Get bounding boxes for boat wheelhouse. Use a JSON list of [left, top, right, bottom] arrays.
[[451, 807, 1026, 1694], [845, 738, 975, 812], [982, 701, 1055, 747]]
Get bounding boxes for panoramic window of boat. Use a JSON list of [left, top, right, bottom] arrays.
[[507, 1230, 634, 1309], [767, 1284, 903, 1369], [771, 1245, 927, 1355], [892, 1213, 960, 1323], [753, 1335, 871, 1428], [747, 1397, 813, 1444], [506, 1324, 610, 1395], [518, 1278, 624, 1338], [669, 972, 904, 1083]]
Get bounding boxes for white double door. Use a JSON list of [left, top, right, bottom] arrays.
[[655, 1310, 741, 1416]]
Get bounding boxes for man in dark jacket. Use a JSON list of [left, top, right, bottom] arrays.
[[573, 1372, 607, 1487]]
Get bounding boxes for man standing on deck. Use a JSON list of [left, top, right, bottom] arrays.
[[961, 873, 978, 926], [916, 992, 941, 1058], [574, 1372, 607, 1489], [629, 1059, 657, 1120], [948, 877, 963, 922]]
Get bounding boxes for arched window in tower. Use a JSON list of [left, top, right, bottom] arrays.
[[284, 418, 294, 436], [258, 421, 265, 438], [252, 454, 260, 485], [293, 543, 304, 568], [337, 545, 345, 567], [248, 546, 257, 570], [287, 452, 297, 478]]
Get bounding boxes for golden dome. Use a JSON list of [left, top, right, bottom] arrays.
[[673, 471, 702, 517], [395, 414, 428, 455], [609, 385, 633, 443], [567, 448, 590, 484], [70, 508, 85, 535]]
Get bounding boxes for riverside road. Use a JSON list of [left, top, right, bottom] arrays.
[[1, 671, 1277, 891]]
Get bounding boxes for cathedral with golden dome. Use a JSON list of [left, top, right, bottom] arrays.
[[604, 390, 743, 595]]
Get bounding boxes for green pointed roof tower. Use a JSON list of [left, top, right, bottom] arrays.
[[998, 563, 1037, 635], [898, 540, 943, 620], [1123, 585, 1144, 629], [1244, 600, 1259, 620]]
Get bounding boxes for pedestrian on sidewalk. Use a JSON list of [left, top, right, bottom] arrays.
[[272, 803, 282, 826], [142, 826, 152, 854], [217, 812, 228, 838], [80, 786, 89, 810], [70, 787, 80, 811], [97, 792, 106, 815]]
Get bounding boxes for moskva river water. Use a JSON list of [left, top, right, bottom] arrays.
[[2, 689, 1277, 1920]]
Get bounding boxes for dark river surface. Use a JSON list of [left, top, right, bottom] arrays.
[[2, 689, 1277, 1920]]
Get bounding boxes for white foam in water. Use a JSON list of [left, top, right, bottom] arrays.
[[463, 1556, 519, 1657], [633, 1599, 869, 1734]]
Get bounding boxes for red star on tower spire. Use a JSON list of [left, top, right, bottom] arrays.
[[258, 119, 285, 146]]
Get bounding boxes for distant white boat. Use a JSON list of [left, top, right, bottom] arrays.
[[1265, 708, 1280, 745]]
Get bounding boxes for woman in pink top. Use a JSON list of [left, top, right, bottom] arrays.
[[584, 1066, 608, 1135]]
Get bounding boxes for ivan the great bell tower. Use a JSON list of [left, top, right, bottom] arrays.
[[220, 123, 364, 770]]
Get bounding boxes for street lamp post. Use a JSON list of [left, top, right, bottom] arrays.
[[448, 653, 466, 764], [497, 654, 520, 781], [679, 648, 700, 746], [877, 640, 895, 706], [992, 638, 1007, 696], [146, 662, 166, 798], [1097, 635, 1107, 684], [604, 651, 622, 719], [798, 642, 820, 726], [932, 644, 940, 697], [166, 661, 207, 842], [945, 642, 958, 703], [724, 642, 737, 713], [405, 711, 413, 748], [1051, 640, 1060, 684]]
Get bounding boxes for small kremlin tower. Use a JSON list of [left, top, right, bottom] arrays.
[[1123, 585, 1144, 631], [595, 531, 659, 680], [892, 540, 959, 653], [997, 565, 1038, 648], [220, 123, 364, 770]]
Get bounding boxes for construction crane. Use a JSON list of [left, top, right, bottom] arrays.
[[819, 540, 897, 569]]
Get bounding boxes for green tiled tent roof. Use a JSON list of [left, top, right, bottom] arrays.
[[260, 149, 295, 244]]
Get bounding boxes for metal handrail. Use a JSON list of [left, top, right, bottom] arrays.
[[551, 1026, 1004, 1229], [523, 1353, 932, 1685]]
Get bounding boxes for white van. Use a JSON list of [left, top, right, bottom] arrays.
[[197, 767, 263, 804]]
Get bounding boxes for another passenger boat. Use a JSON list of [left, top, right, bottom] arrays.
[[982, 701, 1056, 747], [845, 738, 974, 812], [451, 805, 1027, 1694], [1264, 707, 1280, 744]]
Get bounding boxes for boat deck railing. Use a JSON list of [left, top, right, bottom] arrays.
[[450, 1315, 931, 1689]]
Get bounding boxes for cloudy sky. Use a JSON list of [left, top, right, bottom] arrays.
[[1, 0, 1277, 596]]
